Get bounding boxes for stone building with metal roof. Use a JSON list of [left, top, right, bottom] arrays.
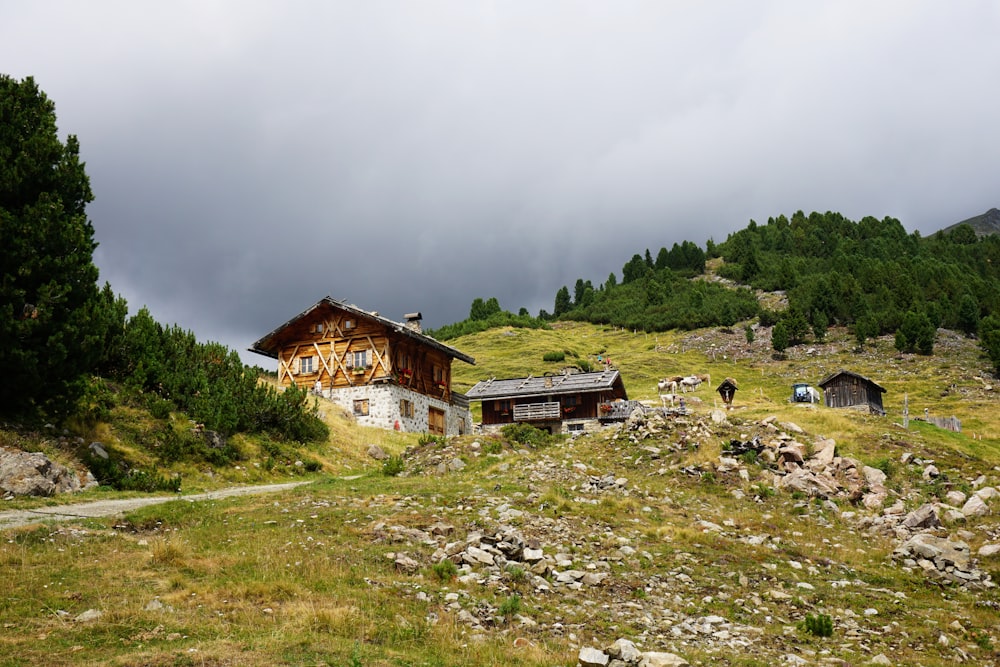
[[466, 369, 631, 434]]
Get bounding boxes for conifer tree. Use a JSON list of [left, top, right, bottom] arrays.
[[0, 75, 104, 417]]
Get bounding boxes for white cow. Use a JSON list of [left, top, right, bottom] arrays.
[[659, 393, 680, 408], [657, 378, 678, 393], [679, 375, 702, 392]]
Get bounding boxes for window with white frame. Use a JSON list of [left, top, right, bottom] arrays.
[[299, 356, 314, 374], [353, 349, 368, 368]]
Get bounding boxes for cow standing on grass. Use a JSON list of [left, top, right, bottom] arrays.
[[679, 376, 703, 392]]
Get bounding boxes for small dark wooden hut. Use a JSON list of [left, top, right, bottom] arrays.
[[817, 370, 886, 416]]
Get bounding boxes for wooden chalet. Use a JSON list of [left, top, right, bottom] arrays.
[[466, 369, 629, 434], [249, 298, 476, 435], [817, 369, 886, 416]]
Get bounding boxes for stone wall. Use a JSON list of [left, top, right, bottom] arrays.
[[322, 384, 471, 436], [477, 417, 603, 436]]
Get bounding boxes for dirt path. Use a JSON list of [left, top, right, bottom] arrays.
[[0, 481, 311, 531]]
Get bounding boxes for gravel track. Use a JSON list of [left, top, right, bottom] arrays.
[[0, 481, 311, 530]]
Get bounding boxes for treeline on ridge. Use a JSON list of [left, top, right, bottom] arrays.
[[544, 211, 1000, 368]]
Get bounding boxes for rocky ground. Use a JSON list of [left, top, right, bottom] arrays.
[[364, 403, 1000, 666]]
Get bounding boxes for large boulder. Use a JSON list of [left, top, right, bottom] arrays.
[[777, 468, 840, 498], [640, 653, 690, 667], [894, 533, 970, 571], [962, 494, 990, 518], [0, 447, 87, 497], [578, 647, 610, 667], [901, 504, 941, 531]]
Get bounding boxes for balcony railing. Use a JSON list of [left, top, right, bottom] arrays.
[[513, 401, 561, 421]]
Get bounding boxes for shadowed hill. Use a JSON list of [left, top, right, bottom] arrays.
[[940, 207, 1000, 237]]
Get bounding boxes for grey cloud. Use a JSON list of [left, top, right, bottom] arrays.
[[3, 1, 998, 365]]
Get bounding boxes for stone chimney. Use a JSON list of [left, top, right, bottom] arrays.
[[404, 312, 422, 333]]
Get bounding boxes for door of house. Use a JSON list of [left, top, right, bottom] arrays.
[[428, 407, 445, 435]]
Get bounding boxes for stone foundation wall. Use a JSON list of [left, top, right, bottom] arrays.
[[476, 417, 604, 436], [321, 385, 471, 435]]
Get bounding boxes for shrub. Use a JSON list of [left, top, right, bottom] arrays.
[[758, 309, 781, 328], [501, 423, 555, 448], [483, 440, 503, 455], [418, 433, 446, 447], [87, 454, 181, 493], [432, 559, 458, 581], [871, 456, 894, 478], [498, 594, 521, 620], [382, 455, 405, 476], [542, 351, 565, 362], [801, 613, 833, 637], [157, 426, 240, 467], [147, 396, 173, 420]]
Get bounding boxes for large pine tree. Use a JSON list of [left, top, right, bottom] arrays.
[[0, 75, 103, 417]]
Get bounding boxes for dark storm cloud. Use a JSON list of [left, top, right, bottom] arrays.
[[3, 2, 998, 365]]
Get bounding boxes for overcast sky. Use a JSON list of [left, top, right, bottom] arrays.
[[4, 2, 998, 366]]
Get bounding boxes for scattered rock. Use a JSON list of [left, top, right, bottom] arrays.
[[901, 504, 941, 531], [75, 609, 102, 623], [979, 543, 1000, 557], [88, 442, 109, 460], [961, 494, 989, 518], [578, 647, 609, 667]]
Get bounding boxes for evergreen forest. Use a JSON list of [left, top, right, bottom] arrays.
[[523, 212, 1000, 366]]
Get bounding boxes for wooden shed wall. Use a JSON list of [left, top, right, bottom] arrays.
[[822, 376, 884, 414], [480, 391, 613, 425]]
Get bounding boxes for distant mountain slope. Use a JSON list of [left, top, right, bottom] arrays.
[[940, 207, 1000, 237]]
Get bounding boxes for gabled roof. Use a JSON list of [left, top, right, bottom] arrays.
[[716, 377, 738, 390], [817, 369, 886, 393], [249, 297, 475, 365], [466, 369, 627, 401]]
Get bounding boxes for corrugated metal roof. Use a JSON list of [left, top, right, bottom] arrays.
[[248, 297, 475, 365], [817, 369, 886, 393], [466, 369, 624, 400]]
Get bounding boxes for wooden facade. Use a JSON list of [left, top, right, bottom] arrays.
[[249, 298, 475, 434], [818, 369, 886, 416], [466, 370, 628, 433]]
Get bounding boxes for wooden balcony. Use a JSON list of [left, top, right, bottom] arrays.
[[513, 401, 561, 421]]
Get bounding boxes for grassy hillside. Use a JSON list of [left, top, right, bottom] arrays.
[[1, 322, 999, 666], [453, 320, 999, 451]]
